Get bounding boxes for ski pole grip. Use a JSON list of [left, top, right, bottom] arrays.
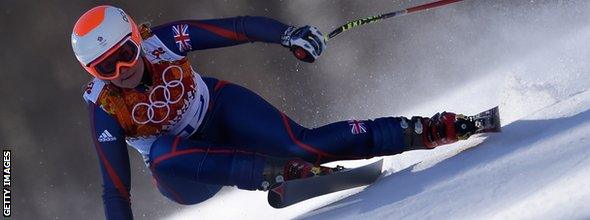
[[291, 46, 315, 63]]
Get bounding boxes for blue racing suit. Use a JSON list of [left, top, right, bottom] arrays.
[[84, 16, 407, 220]]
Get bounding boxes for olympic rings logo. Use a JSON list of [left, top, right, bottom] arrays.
[[132, 65, 186, 124]]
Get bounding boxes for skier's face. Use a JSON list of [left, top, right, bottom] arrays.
[[109, 56, 145, 88]]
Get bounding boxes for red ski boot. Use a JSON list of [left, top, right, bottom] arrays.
[[282, 159, 339, 181], [260, 158, 342, 190], [421, 112, 460, 148]]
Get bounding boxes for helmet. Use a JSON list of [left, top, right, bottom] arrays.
[[71, 5, 142, 80]]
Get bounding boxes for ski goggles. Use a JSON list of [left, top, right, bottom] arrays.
[[86, 35, 141, 80]]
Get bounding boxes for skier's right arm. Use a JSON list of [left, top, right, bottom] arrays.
[[86, 102, 133, 220]]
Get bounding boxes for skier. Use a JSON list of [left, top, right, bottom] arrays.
[[73, 6, 471, 219]]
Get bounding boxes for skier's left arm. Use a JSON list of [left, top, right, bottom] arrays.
[[152, 16, 326, 62]]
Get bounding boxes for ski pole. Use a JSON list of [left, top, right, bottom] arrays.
[[327, 0, 465, 40], [291, 0, 465, 62]]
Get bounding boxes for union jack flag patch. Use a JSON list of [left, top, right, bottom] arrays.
[[348, 120, 367, 135], [172, 24, 192, 52]]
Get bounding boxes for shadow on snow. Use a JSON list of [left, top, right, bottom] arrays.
[[300, 107, 590, 219]]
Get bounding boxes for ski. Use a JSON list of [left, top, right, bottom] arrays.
[[455, 106, 502, 139], [266, 107, 499, 209], [267, 159, 383, 208]]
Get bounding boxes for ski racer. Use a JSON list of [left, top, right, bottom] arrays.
[[72, 5, 473, 219]]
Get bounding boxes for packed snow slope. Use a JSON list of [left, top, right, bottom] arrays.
[[300, 88, 590, 220], [166, 1, 590, 219]]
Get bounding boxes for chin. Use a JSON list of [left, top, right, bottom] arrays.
[[111, 76, 140, 88], [113, 70, 144, 88], [123, 78, 142, 88]]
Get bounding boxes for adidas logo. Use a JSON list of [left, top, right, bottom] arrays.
[[98, 130, 117, 142]]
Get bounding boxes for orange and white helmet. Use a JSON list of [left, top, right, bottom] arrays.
[[71, 5, 142, 80]]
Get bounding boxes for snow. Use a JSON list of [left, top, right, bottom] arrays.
[[302, 89, 590, 220], [165, 1, 590, 219]]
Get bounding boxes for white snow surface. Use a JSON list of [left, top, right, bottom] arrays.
[[165, 1, 590, 219]]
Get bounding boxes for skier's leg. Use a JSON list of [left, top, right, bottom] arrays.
[[194, 78, 302, 156], [148, 135, 269, 203], [150, 134, 344, 194], [195, 79, 460, 165], [273, 112, 460, 164]]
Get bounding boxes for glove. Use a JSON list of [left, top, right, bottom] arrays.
[[281, 25, 327, 63]]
